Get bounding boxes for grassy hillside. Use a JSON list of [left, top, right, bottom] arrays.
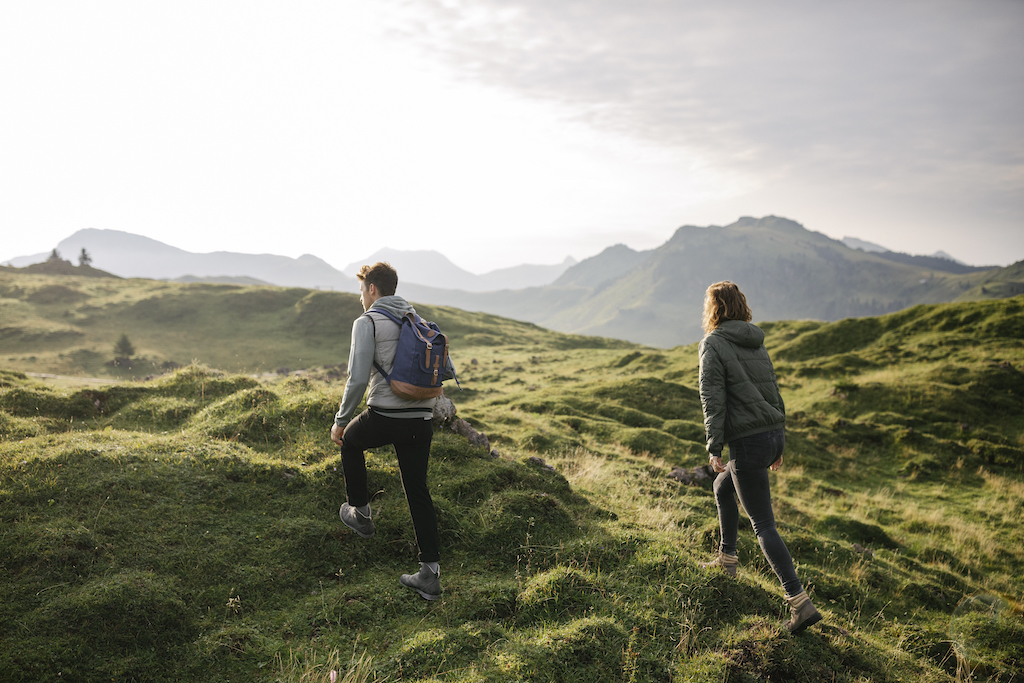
[[0, 270, 629, 379], [1, 293, 1023, 681], [954, 260, 1024, 302]]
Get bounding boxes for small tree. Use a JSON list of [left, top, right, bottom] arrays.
[[113, 333, 135, 359], [78, 248, 92, 267], [47, 248, 62, 262]]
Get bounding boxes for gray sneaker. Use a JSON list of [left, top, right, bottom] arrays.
[[339, 503, 375, 539], [399, 565, 442, 601]]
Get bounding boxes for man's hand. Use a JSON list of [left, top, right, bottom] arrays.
[[770, 455, 783, 471], [330, 423, 345, 447], [710, 454, 726, 473]]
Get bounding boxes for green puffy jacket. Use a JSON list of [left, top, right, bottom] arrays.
[[698, 320, 786, 455]]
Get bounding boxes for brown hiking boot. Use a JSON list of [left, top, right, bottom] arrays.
[[784, 591, 822, 633], [699, 551, 739, 578]]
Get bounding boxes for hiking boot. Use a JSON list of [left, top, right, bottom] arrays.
[[784, 591, 822, 634], [339, 503, 375, 539], [399, 564, 442, 601], [699, 551, 739, 578]]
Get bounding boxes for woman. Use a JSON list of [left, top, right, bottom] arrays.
[[697, 281, 821, 634]]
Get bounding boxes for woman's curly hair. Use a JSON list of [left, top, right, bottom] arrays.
[[702, 281, 752, 334]]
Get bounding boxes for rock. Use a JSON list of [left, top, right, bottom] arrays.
[[451, 417, 489, 450], [433, 395, 493, 451], [432, 395, 457, 428], [852, 543, 875, 558], [526, 456, 556, 473], [668, 464, 716, 485]]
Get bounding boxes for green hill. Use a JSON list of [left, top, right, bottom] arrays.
[[2, 292, 1022, 681], [1, 256, 120, 279], [0, 270, 630, 379]]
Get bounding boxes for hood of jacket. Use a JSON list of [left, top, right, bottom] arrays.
[[368, 295, 417, 319], [708, 320, 765, 349]]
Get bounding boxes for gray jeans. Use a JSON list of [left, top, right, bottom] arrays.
[[713, 428, 803, 597]]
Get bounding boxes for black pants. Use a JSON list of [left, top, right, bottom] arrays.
[[712, 428, 803, 597], [341, 409, 439, 563]]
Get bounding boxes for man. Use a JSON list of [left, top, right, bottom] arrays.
[[330, 262, 442, 600]]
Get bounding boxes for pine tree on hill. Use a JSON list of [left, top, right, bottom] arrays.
[[78, 248, 92, 267], [113, 334, 135, 360]]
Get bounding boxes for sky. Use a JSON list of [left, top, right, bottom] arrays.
[[1, 0, 1021, 272]]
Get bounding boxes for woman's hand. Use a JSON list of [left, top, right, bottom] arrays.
[[770, 455, 783, 471], [710, 455, 726, 473]]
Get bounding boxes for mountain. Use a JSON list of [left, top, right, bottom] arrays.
[[343, 248, 576, 291], [841, 237, 982, 273], [6, 220, 1017, 349], [8, 230, 576, 293], [6, 229, 355, 291], [394, 217, 1019, 347], [553, 244, 651, 288], [868, 249, 991, 275], [840, 236, 889, 253], [475, 256, 577, 291], [930, 249, 966, 265], [343, 248, 479, 290]]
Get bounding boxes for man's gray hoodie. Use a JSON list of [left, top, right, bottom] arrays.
[[334, 296, 436, 429], [698, 320, 786, 455]]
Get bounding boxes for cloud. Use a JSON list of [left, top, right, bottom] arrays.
[[392, 0, 1024, 261]]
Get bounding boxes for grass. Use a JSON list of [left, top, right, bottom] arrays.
[[0, 270, 630, 379], [1, 277, 1023, 681]]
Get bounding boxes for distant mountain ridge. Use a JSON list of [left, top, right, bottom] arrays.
[[394, 216, 1020, 347], [5, 220, 1019, 348], [5, 229, 576, 293], [342, 248, 576, 292], [840, 236, 984, 274], [6, 229, 353, 291]]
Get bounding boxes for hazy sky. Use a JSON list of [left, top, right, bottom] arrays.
[[2, 0, 1021, 272]]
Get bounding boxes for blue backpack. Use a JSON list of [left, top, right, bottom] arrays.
[[367, 308, 459, 400]]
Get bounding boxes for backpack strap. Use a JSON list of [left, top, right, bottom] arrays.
[[362, 309, 402, 381], [366, 308, 404, 326]]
